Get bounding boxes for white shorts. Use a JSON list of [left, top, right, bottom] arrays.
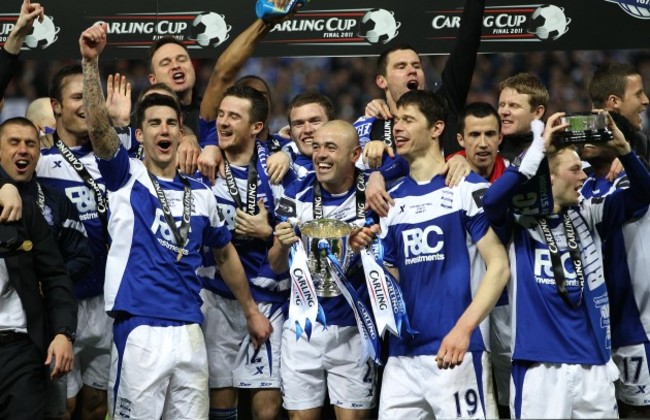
[[511, 359, 619, 419], [613, 342, 650, 406], [281, 321, 377, 411], [201, 290, 283, 389], [108, 318, 208, 420], [490, 304, 512, 407], [379, 351, 497, 420], [67, 295, 113, 397]]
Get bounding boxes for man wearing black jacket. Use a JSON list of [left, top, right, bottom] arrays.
[[0, 117, 93, 284], [0, 180, 77, 419]]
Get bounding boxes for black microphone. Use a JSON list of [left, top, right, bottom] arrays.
[[407, 80, 418, 90]]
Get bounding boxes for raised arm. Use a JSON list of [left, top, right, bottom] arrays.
[[0, 0, 43, 99], [200, 20, 269, 121], [439, 0, 486, 155], [79, 23, 121, 159], [4, 0, 44, 55]]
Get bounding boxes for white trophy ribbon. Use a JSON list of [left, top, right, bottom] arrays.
[[288, 238, 323, 340], [360, 247, 398, 338]]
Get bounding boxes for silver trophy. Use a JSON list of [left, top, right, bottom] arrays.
[[299, 219, 353, 297]]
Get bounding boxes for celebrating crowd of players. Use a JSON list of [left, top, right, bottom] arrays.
[[1, 0, 650, 419]]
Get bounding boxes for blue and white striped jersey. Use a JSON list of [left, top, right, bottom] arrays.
[[99, 145, 231, 324], [378, 172, 491, 358], [276, 172, 368, 327], [582, 172, 650, 348], [37, 142, 107, 300], [201, 143, 295, 304]]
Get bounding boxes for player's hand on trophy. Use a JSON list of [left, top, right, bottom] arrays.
[[274, 221, 298, 249], [349, 224, 380, 252]]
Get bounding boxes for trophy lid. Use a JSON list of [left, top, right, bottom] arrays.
[[299, 219, 352, 239]]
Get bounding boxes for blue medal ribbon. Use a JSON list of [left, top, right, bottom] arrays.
[[320, 240, 381, 365]]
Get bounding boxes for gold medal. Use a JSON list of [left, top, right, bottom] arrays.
[[177, 248, 184, 261], [19, 240, 33, 252]]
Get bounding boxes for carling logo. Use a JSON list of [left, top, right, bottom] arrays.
[[265, 8, 401, 46], [428, 4, 571, 43], [88, 11, 231, 49]]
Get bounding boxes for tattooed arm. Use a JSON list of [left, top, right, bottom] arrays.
[[79, 23, 121, 159]]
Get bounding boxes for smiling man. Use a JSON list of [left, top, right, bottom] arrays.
[[283, 91, 335, 179], [496, 73, 548, 162], [199, 83, 295, 420], [269, 120, 378, 419], [377, 90, 509, 419], [34, 63, 114, 420], [589, 62, 650, 163]]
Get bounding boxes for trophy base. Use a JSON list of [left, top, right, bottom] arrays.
[[554, 129, 613, 145]]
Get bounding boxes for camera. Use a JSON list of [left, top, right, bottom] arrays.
[[553, 112, 613, 145]]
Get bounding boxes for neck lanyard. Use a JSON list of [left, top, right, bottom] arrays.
[[371, 118, 395, 150], [55, 137, 109, 238], [148, 172, 192, 261], [223, 147, 259, 216], [313, 170, 366, 220], [538, 212, 584, 308], [36, 182, 45, 214]]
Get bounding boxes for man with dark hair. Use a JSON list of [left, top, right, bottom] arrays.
[[583, 63, 650, 418], [199, 83, 295, 420], [589, 62, 650, 164], [453, 102, 512, 416], [196, 3, 295, 187], [80, 23, 271, 419], [283, 91, 335, 179], [358, 0, 484, 217], [0, 120, 77, 419], [456, 102, 508, 183], [37, 62, 117, 420], [377, 90, 508, 418]]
